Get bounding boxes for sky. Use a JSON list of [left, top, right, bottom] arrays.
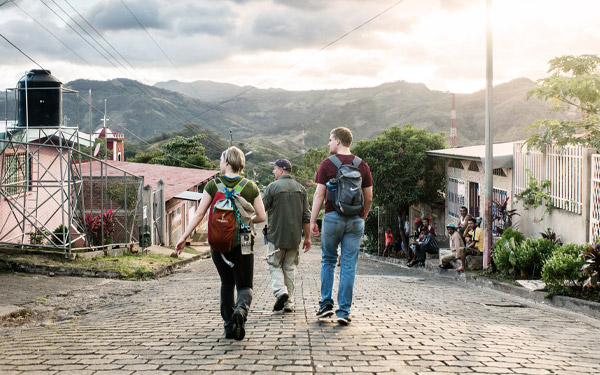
[[0, 0, 599, 94]]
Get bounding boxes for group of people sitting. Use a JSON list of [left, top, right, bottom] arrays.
[[440, 206, 483, 271], [380, 206, 483, 271]]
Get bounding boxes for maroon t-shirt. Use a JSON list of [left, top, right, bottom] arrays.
[[315, 154, 373, 219]]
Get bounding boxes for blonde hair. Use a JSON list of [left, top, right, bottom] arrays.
[[221, 146, 245, 173], [330, 127, 353, 147]]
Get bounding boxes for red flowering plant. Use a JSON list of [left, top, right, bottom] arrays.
[[85, 209, 115, 246]]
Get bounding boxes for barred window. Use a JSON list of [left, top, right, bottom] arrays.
[[2, 153, 29, 196], [448, 159, 464, 169], [468, 161, 480, 172], [493, 168, 507, 177]]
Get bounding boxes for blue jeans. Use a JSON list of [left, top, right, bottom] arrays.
[[320, 211, 364, 319]]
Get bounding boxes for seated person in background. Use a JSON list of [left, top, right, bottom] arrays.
[[383, 225, 394, 257], [408, 225, 439, 267], [422, 217, 436, 236], [439, 224, 464, 269], [408, 217, 423, 262], [457, 206, 472, 238], [456, 217, 483, 272], [394, 237, 405, 258]]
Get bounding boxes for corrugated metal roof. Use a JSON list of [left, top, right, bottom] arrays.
[[82, 161, 219, 201], [426, 141, 520, 169]]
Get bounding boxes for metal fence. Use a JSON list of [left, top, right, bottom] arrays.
[[0, 127, 143, 254]]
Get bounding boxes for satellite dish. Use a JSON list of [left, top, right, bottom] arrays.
[[93, 143, 101, 157]]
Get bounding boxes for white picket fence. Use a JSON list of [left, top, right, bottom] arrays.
[[589, 154, 600, 242], [514, 142, 583, 215]]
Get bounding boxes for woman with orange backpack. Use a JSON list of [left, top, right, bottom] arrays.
[[176, 147, 266, 341]]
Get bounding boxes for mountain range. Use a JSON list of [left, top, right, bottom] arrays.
[[1, 76, 574, 157]]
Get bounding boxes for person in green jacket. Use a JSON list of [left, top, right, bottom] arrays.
[[262, 159, 311, 313]]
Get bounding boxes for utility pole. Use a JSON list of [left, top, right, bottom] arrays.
[[301, 124, 306, 154], [450, 93, 457, 147], [229, 130, 233, 147], [483, 0, 494, 269]]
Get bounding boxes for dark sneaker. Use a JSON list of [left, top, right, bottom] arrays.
[[284, 306, 295, 313], [316, 304, 334, 318], [232, 310, 246, 341], [337, 316, 352, 326], [273, 293, 289, 311], [224, 330, 235, 339]]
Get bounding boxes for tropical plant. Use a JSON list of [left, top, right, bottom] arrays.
[[492, 196, 519, 234], [513, 238, 556, 279], [540, 228, 563, 245], [580, 243, 600, 290], [85, 209, 115, 246], [515, 171, 553, 221], [352, 124, 446, 249], [542, 244, 586, 290], [525, 54, 600, 151], [52, 224, 68, 246], [28, 228, 50, 245]]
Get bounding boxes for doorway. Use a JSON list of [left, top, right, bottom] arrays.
[[469, 182, 480, 217]]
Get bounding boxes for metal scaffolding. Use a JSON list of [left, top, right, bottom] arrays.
[[0, 84, 143, 255]]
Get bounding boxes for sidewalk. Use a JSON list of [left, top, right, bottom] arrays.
[[362, 251, 600, 320]]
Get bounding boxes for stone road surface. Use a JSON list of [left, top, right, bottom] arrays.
[[1, 240, 599, 375]]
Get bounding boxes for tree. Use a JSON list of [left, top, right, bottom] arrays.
[[525, 54, 600, 150], [132, 135, 215, 169], [351, 124, 446, 248]]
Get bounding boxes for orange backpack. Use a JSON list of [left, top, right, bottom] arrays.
[[207, 177, 249, 254]]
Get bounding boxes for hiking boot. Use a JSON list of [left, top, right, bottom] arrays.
[[273, 293, 289, 311], [316, 304, 334, 318], [224, 330, 235, 339], [232, 310, 246, 341], [337, 316, 352, 326]]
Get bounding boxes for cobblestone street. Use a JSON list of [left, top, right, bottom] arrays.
[[1, 241, 599, 375]]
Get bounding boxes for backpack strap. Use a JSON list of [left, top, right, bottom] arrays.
[[351, 156, 362, 168], [328, 155, 342, 169], [215, 177, 227, 193], [233, 178, 249, 193]]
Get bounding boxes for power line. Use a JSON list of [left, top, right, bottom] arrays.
[[119, 0, 207, 101], [0, 32, 46, 71], [50, 0, 131, 77], [12, 1, 108, 80], [174, 0, 408, 126], [39, 0, 127, 75], [61, 0, 152, 85]]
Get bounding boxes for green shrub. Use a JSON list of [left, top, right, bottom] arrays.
[[513, 238, 556, 279], [542, 244, 586, 288], [493, 228, 525, 274]]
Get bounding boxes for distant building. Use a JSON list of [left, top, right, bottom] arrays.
[[91, 127, 126, 161]]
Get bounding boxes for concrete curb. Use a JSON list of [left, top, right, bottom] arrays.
[[361, 252, 600, 320]]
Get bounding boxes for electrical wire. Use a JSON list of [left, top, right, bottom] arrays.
[[12, 1, 108, 80], [39, 0, 128, 76], [0, 33, 46, 71], [61, 0, 151, 85], [119, 0, 207, 101], [49, 0, 131, 77], [173, 0, 408, 126]]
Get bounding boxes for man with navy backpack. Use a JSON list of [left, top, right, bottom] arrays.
[[310, 127, 373, 325]]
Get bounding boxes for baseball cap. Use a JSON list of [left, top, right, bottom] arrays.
[[447, 223, 457, 229], [269, 159, 292, 171]]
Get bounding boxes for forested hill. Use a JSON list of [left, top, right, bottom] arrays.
[[156, 77, 574, 148], [0, 77, 572, 154]]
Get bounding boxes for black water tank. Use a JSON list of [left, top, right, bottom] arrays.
[[17, 69, 62, 127]]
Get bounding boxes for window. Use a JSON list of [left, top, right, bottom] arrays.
[[493, 168, 507, 177], [2, 153, 29, 196], [447, 178, 466, 218], [448, 159, 464, 169], [468, 161, 480, 172]]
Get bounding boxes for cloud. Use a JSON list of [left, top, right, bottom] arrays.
[[87, 0, 165, 32]]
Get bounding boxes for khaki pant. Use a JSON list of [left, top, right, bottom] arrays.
[[267, 242, 299, 308], [440, 250, 457, 267]]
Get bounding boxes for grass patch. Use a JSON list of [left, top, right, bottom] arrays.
[[0, 251, 181, 280]]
